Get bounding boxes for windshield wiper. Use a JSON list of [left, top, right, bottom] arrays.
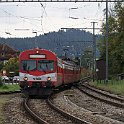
[[40, 67, 46, 73]]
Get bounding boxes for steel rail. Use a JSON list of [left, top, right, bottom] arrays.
[[82, 84, 124, 103], [23, 88, 91, 124], [80, 76, 92, 83], [23, 98, 49, 124], [22, 76, 92, 124], [47, 96, 91, 124], [76, 85, 124, 108]]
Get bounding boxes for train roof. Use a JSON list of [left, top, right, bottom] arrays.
[[19, 48, 80, 66], [20, 48, 55, 54], [19, 48, 58, 61], [20, 48, 57, 56]]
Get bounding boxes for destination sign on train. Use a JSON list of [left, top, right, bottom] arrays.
[[29, 54, 46, 58]]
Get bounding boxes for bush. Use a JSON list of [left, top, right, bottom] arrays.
[[0, 77, 3, 87], [1, 85, 8, 89], [0, 82, 2, 85]]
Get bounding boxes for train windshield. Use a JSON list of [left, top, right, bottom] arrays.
[[38, 60, 54, 71], [21, 60, 36, 71]]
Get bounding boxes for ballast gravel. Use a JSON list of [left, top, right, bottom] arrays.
[[2, 88, 124, 124], [3, 94, 37, 124], [52, 89, 124, 124], [29, 99, 74, 124]]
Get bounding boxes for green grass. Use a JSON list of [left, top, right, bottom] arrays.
[[0, 84, 20, 92], [90, 80, 124, 95]]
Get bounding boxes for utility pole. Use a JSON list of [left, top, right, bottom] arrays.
[[32, 31, 38, 48], [91, 22, 97, 82], [61, 27, 100, 71], [106, 0, 109, 83]]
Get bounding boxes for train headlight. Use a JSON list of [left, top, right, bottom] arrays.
[[36, 50, 39, 54], [23, 77, 28, 81], [47, 77, 51, 81]]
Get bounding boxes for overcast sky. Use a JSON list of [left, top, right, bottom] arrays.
[[0, 2, 109, 38]]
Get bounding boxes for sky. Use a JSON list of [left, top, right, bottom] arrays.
[[0, 2, 109, 38]]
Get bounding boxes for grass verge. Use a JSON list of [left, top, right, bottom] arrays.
[[90, 80, 124, 96], [0, 84, 20, 92]]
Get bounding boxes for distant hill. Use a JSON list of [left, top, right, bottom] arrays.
[[0, 29, 101, 58]]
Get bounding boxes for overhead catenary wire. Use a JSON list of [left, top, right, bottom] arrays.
[[0, 7, 43, 36], [0, 8, 41, 21], [0, 2, 105, 38], [39, 3, 103, 33], [40, 3, 46, 34], [39, 2, 63, 49]]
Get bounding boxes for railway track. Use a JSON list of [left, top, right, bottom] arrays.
[[76, 83, 124, 108], [52, 88, 124, 124], [22, 77, 92, 124], [82, 83, 124, 102], [23, 98, 48, 124], [23, 96, 91, 124], [47, 95, 91, 124]]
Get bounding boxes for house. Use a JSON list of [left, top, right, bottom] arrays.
[[0, 43, 19, 63]]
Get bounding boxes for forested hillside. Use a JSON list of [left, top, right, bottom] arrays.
[[0, 29, 100, 58]]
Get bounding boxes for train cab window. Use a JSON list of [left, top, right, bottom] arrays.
[[38, 60, 54, 71], [21, 60, 36, 71]]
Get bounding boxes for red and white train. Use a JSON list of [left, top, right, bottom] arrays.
[[19, 48, 81, 96]]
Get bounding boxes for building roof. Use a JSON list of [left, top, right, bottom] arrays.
[[0, 43, 19, 61]]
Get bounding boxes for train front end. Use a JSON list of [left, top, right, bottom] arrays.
[[19, 48, 57, 96]]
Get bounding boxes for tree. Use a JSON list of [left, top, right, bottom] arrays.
[[98, 2, 124, 77], [2, 58, 19, 76], [81, 48, 92, 69], [0, 62, 4, 71]]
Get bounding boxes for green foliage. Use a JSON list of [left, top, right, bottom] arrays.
[[1, 85, 8, 89], [98, 2, 124, 76], [0, 62, 4, 71], [91, 80, 124, 95], [2, 57, 19, 76], [0, 84, 20, 92], [0, 77, 2, 86], [81, 48, 92, 69]]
